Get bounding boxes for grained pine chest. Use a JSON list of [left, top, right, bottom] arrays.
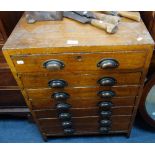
[[3, 15, 154, 141]]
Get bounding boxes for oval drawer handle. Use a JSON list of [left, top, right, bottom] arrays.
[[56, 102, 71, 111], [52, 92, 70, 100], [59, 113, 72, 120], [98, 101, 113, 110], [100, 111, 112, 118], [98, 90, 116, 98], [98, 77, 116, 86], [62, 121, 72, 128], [64, 128, 75, 135], [43, 60, 65, 71], [100, 120, 112, 127], [97, 59, 119, 69], [48, 80, 68, 88], [99, 127, 111, 134]]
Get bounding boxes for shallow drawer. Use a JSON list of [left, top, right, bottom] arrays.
[[11, 51, 146, 73], [34, 106, 133, 118], [0, 69, 17, 86], [26, 85, 139, 100], [20, 72, 141, 88], [0, 89, 26, 107], [39, 116, 131, 135], [30, 97, 136, 109]]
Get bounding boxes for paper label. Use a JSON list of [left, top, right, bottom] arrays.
[[137, 37, 143, 41], [66, 40, 79, 45], [17, 60, 24, 64]]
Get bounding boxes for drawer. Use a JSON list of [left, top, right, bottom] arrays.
[[34, 106, 134, 118], [11, 51, 146, 73], [38, 116, 131, 135], [0, 89, 26, 107], [27, 85, 139, 100], [30, 97, 136, 109], [0, 69, 17, 86], [20, 72, 142, 88]]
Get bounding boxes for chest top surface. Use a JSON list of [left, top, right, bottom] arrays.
[[3, 14, 154, 51]]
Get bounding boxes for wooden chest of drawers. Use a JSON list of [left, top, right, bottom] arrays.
[[0, 12, 29, 116], [3, 14, 154, 140]]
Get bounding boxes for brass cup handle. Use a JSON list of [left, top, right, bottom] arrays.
[[61, 121, 72, 128], [98, 101, 113, 110], [52, 92, 70, 100], [98, 77, 116, 86], [100, 111, 112, 118], [99, 127, 111, 133], [43, 60, 64, 71], [56, 102, 71, 111], [59, 113, 72, 120], [100, 120, 112, 127], [97, 59, 119, 69], [98, 90, 116, 98], [48, 80, 68, 88], [64, 128, 75, 135]]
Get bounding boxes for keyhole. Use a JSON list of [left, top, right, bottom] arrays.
[[75, 55, 82, 61]]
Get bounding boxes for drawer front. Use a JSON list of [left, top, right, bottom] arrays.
[[20, 72, 141, 88], [39, 116, 131, 135], [0, 89, 26, 107], [27, 85, 139, 100], [30, 97, 136, 109], [0, 69, 17, 86], [34, 106, 133, 118], [11, 51, 146, 73]]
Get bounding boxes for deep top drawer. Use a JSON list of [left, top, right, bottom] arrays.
[[11, 51, 146, 73]]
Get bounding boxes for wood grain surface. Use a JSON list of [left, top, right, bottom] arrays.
[[19, 72, 141, 88], [39, 115, 131, 135], [11, 51, 146, 73], [30, 97, 136, 109], [33, 106, 134, 118], [26, 85, 139, 100]]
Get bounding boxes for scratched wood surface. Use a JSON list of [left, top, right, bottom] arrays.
[[3, 14, 154, 51]]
